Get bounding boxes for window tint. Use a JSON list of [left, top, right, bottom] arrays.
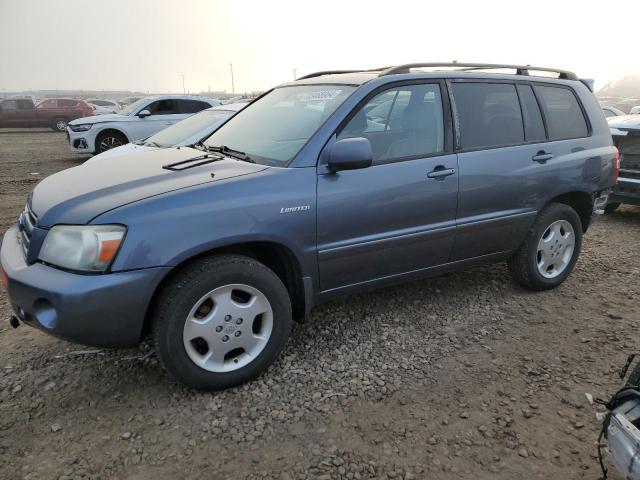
[[517, 84, 546, 142], [338, 83, 444, 164], [2, 100, 17, 110], [452, 83, 524, 149], [146, 99, 178, 115], [534, 85, 588, 140], [178, 99, 210, 114]]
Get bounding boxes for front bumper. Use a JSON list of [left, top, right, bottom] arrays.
[[0, 225, 170, 347], [607, 400, 640, 480], [610, 176, 640, 207], [67, 127, 96, 154]]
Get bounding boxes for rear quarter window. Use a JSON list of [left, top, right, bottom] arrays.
[[533, 85, 588, 140]]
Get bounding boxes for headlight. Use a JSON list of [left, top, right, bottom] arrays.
[[38, 225, 126, 272], [69, 124, 92, 132]]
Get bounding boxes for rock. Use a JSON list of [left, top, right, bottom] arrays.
[[518, 449, 529, 458], [121, 432, 132, 440], [459, 412, 469, 419], [50, 423, 62, 433]]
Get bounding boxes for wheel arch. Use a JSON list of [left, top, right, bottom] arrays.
[[94, 127, 130, 150], [545, 191, 593, 232], [141, 240, 309, 339]]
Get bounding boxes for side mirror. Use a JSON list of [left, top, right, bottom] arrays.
[[137, 109, 151, 118], [327, 137, 373, 172]]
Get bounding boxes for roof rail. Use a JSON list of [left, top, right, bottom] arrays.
[[296, 67, 391, 81], [379, 63, 578, 80]]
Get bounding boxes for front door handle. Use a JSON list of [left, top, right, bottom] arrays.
[[427, 166, 456, 180], [532, 151, 554, 163]]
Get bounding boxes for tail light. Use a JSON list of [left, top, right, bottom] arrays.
[[613, 148, 620, 183]]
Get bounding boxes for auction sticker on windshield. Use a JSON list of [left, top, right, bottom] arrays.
[[297, 90, 343, 102]]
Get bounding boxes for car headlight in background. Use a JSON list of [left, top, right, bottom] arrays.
[[69, 124, 93, 132], [38, 225, 126, 272]]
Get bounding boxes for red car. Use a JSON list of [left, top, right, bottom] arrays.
[[0, 98, 94, 132]]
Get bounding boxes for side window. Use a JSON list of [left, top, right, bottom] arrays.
[[533, 85, 588, 140], [17, 100, 34, 110], [452, 83, 524, 150], [1, 100, 18, 111], [59, 99, 77, 108], [37, 99, 57, 109], [337, 83, 444, 164], [178, 100, 210, 114], [517, 84, 546, 142], [146, 99, 178, 115]]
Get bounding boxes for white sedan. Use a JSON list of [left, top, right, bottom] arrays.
[[87, 103, 248, 161], [67, 95, 220, 154]]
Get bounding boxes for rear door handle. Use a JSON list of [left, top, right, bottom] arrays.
[[532, 152, 553, 163], [427, 167, 456, 179]]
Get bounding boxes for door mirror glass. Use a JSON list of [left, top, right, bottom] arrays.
[[327, 137, 373, 172], [137, 109, 151, 118]]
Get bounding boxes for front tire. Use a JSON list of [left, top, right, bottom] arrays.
[[152, 254, 293, 391], [508, 203, 583, 291], [95, 131, 127, 153]]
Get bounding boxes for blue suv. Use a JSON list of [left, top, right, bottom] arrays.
[[0, 63, 618, 390]]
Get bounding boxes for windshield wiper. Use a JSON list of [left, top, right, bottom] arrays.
[[205, 145, 255, 163]]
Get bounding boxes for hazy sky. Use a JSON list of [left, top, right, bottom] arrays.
[[1, 0, 639, 94]]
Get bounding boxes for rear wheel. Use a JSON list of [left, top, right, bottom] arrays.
[[604, 202, 620, 214], [508, 202, 583, 291], [51, 117, 69, 132], [152, 254, 293, 390], [95, 131, 127, 153]]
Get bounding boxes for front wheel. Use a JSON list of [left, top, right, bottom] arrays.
[[51, 117, 69, 132], [152, 254, 293, 390], [95, 131, 127, 153], [508, 202, 583, 291]]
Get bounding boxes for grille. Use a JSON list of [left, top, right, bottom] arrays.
[[18, 203, 37, 258]]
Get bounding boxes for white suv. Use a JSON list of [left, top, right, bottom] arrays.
[[67, 95, 220, 154]]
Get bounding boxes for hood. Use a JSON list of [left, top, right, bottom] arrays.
[[68, 113, 130, 126], [31, 147, 269, 227], [608, 115, 640, 133], [84, 143, 158, 162]]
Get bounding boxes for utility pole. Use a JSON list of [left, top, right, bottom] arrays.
[[230, 63, 235, 95], [179, 74, 185, 94], [293, 68, 297, 80]]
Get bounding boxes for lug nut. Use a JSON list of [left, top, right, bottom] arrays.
[[234, 331, 242, 337], [236, 318, 243, 325], [222, 335, 229, 342], [224, 315, 232, 322], [215, 326, 223, 333]]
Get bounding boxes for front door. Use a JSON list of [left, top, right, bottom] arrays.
[[317, 82, 458, 292], [128, 99, 188, 140]]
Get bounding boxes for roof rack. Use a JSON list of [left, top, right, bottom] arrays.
[[379, 63, 578, 80], [296, 67, 391, 81]]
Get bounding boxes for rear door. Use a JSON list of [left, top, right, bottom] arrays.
[[450, 80, 589, 260], [317, 81, 458, 292]]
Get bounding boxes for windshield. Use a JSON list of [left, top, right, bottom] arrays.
[[203, 85, 356, 165], [121, 97, 149, 116], [146, 110, 234, 147]]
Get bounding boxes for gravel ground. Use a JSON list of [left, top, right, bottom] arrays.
[[1, 130, 639, 480]]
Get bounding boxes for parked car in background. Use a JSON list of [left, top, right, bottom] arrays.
[[631, 106, 640, 115], [118, 96, 143, 107], [0, 63, 617, 390], [66, 95, 220, 154], [88, 103, 247, 161], [606, 115, 640, 212], [86, 99, 120, 113], [602, 105, 626, 118], [0, 98, 93, 131]]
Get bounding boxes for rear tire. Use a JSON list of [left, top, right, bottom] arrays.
[[508, 202, 583, 291], [604, 202, 620, 214], [95, 130, 127, 153], [152, 254, 293, 391], [51, 117, 69, 132]]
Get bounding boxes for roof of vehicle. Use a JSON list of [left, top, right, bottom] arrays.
[[137, 94, 219, 103], [286, 63, 582, 87], [206, 102, 248, 112], [608, 114, 640, 130]]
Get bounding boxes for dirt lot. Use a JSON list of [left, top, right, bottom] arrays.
[[0, 130, 639, 480]]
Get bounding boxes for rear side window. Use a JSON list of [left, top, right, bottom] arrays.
[[59, 99, 77, 107], [178, 100, 211, 114], [517, 85, 546, 142], [1, 100, 18, 110], [452, 83, 524, 150], [533, 85, 588, 140]]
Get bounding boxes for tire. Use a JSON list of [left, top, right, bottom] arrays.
[[508, 202, 583, 291], [604, 202, 620, 214], [95, 130, 127, 153], [152, 254, 293, 391], [627, 363, 640, 387], [51, 117, 69, 132]]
